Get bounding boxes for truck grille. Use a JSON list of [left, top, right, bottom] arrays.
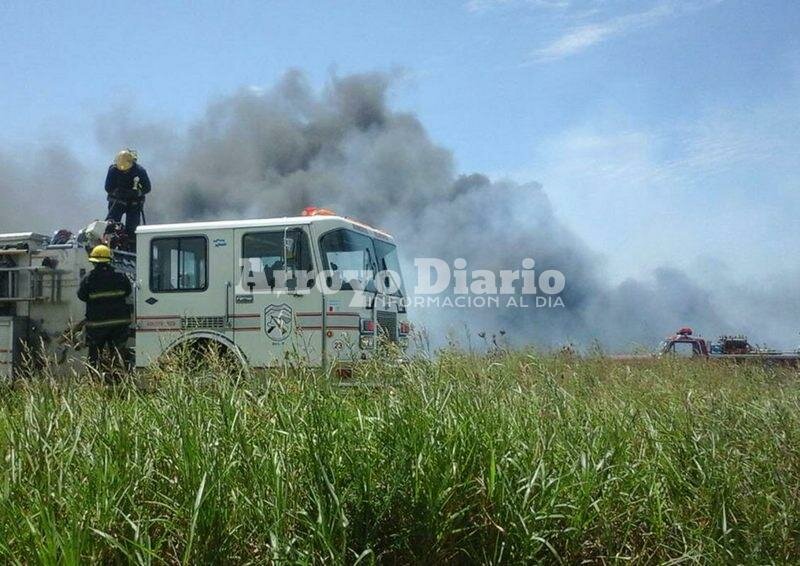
[[182, 316, 226, 330], [376, 311, 398, 342]]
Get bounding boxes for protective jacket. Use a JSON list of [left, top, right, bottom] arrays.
[[77, 264, 132, 330], [105, 163, 151, 203]]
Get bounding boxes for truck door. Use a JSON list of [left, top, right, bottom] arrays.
[[136, 230, 235, 366], [232, 226, 323, 367]]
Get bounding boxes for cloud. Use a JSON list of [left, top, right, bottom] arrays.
[[532, 1, 721, 62], [465, 0, 569, 14], [508, 93, 800, 349]]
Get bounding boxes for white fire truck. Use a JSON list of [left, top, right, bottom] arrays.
[[0, 210, 409, 378]]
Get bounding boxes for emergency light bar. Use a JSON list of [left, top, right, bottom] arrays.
[[301, 206, 337, 217], [300, 206, 392, 239]]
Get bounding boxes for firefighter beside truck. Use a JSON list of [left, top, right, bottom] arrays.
[[77, 244, 133, 370]]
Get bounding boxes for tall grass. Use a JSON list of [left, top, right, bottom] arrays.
[[0, 354, 799, 563]]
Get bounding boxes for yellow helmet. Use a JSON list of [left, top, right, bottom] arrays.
[[89, 245, 112, 263], [114, 149, 136, 171]]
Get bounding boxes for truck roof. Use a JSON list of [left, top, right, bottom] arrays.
[[136, 215, 395, 241]]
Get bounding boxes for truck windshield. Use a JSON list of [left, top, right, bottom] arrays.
[[373, 239, 404, 297], [670, 342, 698, 357]]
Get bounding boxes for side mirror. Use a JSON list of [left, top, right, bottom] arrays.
[[282, 229, 302, 265], [284, 235, 297, 262]]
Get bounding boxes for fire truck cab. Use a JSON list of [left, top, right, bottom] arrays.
[[659, 327, 709, 357], [135, 212, 409, 369]]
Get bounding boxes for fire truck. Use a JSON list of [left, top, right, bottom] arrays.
[[659, 327, 800, 366], [0, 209, 409, 378]]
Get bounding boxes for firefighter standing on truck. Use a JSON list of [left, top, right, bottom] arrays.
[[105, 149, 151, 239], [78, 245, 133, 371]]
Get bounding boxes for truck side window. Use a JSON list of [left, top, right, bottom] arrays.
[[242, 229, 313, 289], [150, 237, 208, 292], [319, 229, 377, 291]]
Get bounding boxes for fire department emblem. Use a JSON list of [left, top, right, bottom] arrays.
[[264, 304, 293, 342]]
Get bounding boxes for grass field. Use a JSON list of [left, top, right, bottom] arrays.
[[1, 352, 799, 564]]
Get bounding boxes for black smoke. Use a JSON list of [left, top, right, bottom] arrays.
[[6, 70, 795, 351], [0, 145, 91, 235]]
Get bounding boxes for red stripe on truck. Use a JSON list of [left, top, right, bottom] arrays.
[[302, 325, 358, 331]]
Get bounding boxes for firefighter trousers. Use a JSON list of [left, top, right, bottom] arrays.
[[87, 325, 131, 369], [106, 200, 143, 238]]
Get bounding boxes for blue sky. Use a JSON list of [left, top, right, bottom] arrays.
[[1, 0, 798, 282]]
